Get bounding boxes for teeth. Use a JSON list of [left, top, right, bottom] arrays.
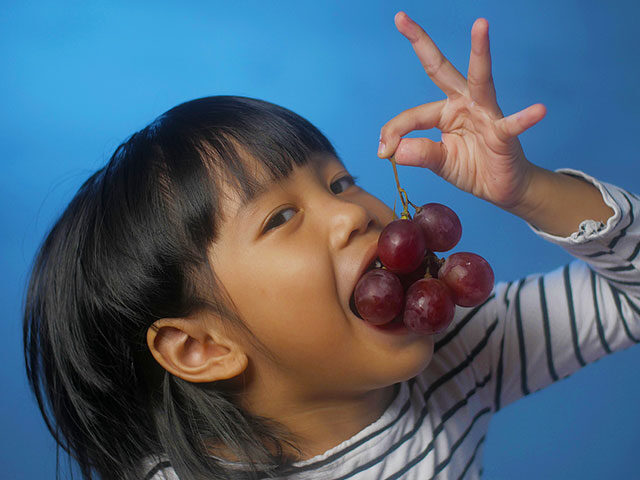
[[366, 258, 383, 272]]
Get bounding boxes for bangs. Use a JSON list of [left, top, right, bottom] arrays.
[[156, 96, 338, 219]]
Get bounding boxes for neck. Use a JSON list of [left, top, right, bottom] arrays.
[[250, 385, 395, 460], [242, 382, 398, 460]]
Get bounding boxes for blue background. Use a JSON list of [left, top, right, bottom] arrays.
[[2, 1, 638, 478]]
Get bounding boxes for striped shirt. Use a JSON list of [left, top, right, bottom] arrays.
[[144, 169, 640, 479]]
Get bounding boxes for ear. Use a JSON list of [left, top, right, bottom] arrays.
[[147, 317, 248, 383]]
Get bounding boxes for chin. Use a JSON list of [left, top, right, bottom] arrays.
[[376, 336, 435, 386], [397, 352, 434, 383]]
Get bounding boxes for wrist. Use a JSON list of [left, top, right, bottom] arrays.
[[506, 167, 615, 238], [503, 163, 550, 223]]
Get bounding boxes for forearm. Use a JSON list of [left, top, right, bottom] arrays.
[[489, 177, 640, 410], [508, 165, 615, 238]]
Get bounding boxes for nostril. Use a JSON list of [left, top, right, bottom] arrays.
[[346, 229, 359, 246], [347, 217, 375, 246], [355, 217, 375, 242], [365, 218, 375, 233], [329, 202, 375, 249]]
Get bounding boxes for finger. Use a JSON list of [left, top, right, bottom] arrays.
[[395, 11, 467, 97], [496, 103, 547, 139], [378, 100, 445, 159], [393, 137, 446, 176], [467, 18, 500, 115]]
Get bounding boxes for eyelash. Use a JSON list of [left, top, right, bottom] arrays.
[[262, 174, 358, 233], [330, 174, 358, 194], [263, 207, 297, 233]]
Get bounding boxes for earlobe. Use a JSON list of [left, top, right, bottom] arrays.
[[147, 318, 248, 383]]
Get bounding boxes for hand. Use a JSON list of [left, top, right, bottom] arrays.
[[378, 12, 547, 212]]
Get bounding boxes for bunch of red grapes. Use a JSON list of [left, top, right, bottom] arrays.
[[353, 202, 494, 334]]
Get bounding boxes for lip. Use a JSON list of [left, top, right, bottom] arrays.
[[343, 240, 379, 321], [364, 315, 411, 335], [345, 240, 418, 337], [352, 241, 381, 296]]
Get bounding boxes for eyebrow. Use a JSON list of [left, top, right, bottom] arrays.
[[233, 154, 344, 216], [236, 181, 273, 217]]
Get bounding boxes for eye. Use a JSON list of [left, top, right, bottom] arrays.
[[330, 175, 357, 194], [262, 206, 298, 233]]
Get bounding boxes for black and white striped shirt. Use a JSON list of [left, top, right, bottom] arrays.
[[145, 169, 640, 479]]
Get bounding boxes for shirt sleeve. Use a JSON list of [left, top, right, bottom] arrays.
[[431, 169, 640, 412]]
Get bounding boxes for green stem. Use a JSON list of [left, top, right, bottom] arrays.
[[390, 156, 412, 219]]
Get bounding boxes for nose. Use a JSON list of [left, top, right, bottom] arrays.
[[327, 197, 375, 250]]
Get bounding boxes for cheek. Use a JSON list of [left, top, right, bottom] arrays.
[[361, 191, 396, 226], [219, 246, 348, 353]]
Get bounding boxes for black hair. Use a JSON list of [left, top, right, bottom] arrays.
[[23, 96, 337, 479]]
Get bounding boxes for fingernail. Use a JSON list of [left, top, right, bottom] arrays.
[[378, 141, 386, 156]]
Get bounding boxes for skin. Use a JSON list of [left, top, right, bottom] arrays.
[[209, 155, 434, 457], [149, 11, 615, 460], [379, 12, 614, 236]]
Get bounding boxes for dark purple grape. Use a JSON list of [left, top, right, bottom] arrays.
[[354, 269, 404, 325], [403, 278, 455, 334], [438, 252, 494, 307], [378, 219, 426, 274], [413, 203, 462, 252], [397, 261, 427, 292]]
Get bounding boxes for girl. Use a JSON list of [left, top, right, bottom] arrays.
[[23, 12, 639, 480]]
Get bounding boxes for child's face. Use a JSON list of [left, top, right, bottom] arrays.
[[210, 154, 434, 403]]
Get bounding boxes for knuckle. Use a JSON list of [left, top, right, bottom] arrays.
[[419, 142, 434, 163], [467, 71, 491, 89], [467, 72, 481, 87], [381, 123, 400, 139], [395, 141, 411, 162], [424, 54, 445, 76]]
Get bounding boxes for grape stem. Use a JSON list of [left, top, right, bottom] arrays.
[[389, 156, 419, 219], [386, 158, 447, 282], [423, 252, 445, 279]]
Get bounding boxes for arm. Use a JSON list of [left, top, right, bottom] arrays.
[[382, 12, 640, 410], [490, 174, 640, 409], [424, 174, 639, 414]]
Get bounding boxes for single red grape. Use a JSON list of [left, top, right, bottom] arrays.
[[413, 203, 462, 252], [438, 252, 494, 307], [354, 269, 404, 325], [378, 219, 426, 274], [403, 278, 455, 334]]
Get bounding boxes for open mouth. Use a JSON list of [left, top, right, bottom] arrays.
[[349, 257, 406, 330], [349, 257, 382, 319]]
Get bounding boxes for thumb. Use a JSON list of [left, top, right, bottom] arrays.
[[393, 137, 446, 176]]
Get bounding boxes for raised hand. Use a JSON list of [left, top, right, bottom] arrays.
[[378, 12, 547, 212]]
